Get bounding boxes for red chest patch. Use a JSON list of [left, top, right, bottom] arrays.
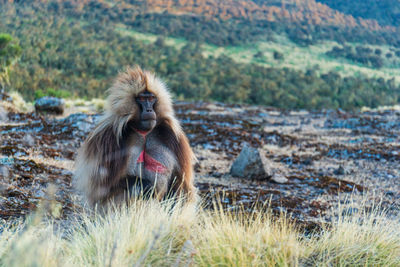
[[135, 129, 168, 174], [137, 150, 168, 174]]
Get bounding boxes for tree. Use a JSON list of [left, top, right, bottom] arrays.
[[273, 50, 284, 61], [0, 33, 22, 89]]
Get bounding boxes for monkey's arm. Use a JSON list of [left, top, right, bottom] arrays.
[[157, 120, 196, 201], [175, 133, 197, 200], [75, 116, 132, 205]]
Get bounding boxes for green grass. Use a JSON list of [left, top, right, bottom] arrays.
[[209, 37, 400, 83], [116, 26, 400, 84], [116, 25, 187, 49], [0, 198, 399, 266]]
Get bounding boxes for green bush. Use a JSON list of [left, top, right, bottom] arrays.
[[0, 33, 21, 87], [34, 88, 71, 99]]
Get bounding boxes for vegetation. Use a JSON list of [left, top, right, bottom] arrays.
[[317, 0, 400, 27], [34, 88, 71, 100], [128, 13, 400, 48], [273, 50, 284, 61], [0, 33, 21, 88], [40, 0, 400, 48], [1, 3, 400, 110], [326, 45, 385, 69], [130, 13, 275, 46], [0, 198, 399, 266]]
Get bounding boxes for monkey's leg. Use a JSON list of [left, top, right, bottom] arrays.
[[125, 175, 155, 199]]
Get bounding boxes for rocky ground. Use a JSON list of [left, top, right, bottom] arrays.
[[1, 92, 399, 230]]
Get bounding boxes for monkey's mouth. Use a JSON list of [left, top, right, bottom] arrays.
[[141, 113, 156, 121], [140, 118, 157, 131]]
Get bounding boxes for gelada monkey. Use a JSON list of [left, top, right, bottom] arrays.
[[74, 66, 196, 208]]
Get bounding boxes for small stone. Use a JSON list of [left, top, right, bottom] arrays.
[[230, 143, 272, 180], [0, 106, 7, 122], [213, 172, 223, 178], [194, 162, 201, 171], [334, 165, 345, 175], [270, 173, 288, 184], [0, 166, 9, 178], [23, 134, 35, 146], [302, 157, 313, 165], [35, 97, 65, 115], [75, 121, 92, 132], [385, 191, 395, 197]]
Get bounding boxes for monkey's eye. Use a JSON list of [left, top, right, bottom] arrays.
[[138, 96, 146, 102]]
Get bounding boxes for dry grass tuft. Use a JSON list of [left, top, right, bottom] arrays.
[[305, 207, 400, 266], [0, 198, 399, 266]]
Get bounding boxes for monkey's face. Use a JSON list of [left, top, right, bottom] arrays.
[[135, 91, 157, 132]]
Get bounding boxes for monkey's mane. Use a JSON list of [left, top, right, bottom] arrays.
[[103, 66, 183, 140]]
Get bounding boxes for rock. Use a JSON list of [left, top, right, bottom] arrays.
[[334, 165, 345, 175], [35, 97, 65, 115], [22, 134, 35, 146], [270, 173, 288, 184], [385, 191, 395, 197], [194, 162, 201, 172], [0, 165, 9, 179], [75, 119, 93, 133], [230, 144, 272, 180], [0, 106, 7, 122], [302, 157, 313, 165], [58, 113, 97, 137]]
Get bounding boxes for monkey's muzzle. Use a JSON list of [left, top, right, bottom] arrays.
[[140, 112, 156, 131], [141, 112, 156, 121]]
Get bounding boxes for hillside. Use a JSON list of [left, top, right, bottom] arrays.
[[2, 0, 399, 46], [31, 0, 394, 31], [138, 0, 390, 31], [1, 1, 400, 109]]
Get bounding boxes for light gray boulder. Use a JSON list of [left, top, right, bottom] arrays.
[[35, 97, 65, 115], [230, 143, 272, 180]]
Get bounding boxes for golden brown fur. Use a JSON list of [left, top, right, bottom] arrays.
[[74, 66, 196, 207]]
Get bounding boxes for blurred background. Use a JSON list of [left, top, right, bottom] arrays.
[[1, 0, 400, 110]]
